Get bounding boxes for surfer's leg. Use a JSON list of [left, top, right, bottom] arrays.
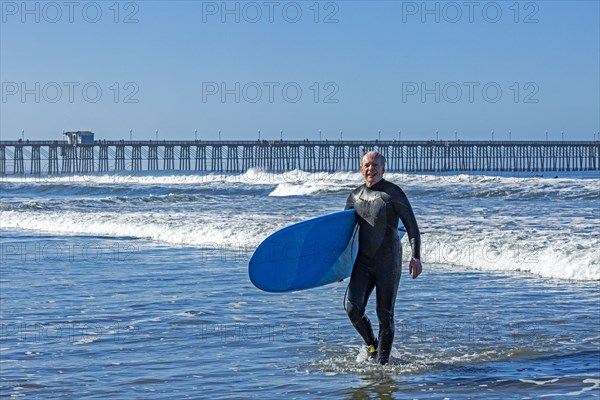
[[374, 241, 402, 365], [346, 259, 377, 347]]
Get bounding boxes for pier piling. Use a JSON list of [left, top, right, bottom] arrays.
[[0, 140, 597, 175]]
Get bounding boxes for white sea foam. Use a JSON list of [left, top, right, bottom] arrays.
[[2, 170, 599, 201], [315, 346, 503, 375], [2, 208, 598, 281], [2, 169, 597, 184], [0, 169, 359, 187], [2, 170, 598, 281], [539, 378, 600, 397], [520, 378, 560, 385], [268, 171, 600, 198], [420, 229, 600, 281], [0, 210, 278, 248], [269, 181, 353, 197]]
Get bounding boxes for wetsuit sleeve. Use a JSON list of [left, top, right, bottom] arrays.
[[344, 193, 354, 210], [345, 192, 355, 210], [392, 189, 421, 259]]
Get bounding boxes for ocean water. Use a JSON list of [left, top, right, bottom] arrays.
[[1, 169, 599, 399]]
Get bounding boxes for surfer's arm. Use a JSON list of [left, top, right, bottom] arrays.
[[392, 192, 421, 260]]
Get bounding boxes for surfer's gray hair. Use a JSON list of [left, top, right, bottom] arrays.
[[361, 151, 386, 167]]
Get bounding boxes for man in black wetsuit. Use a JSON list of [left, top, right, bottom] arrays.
[[345, 151, 422, 365]]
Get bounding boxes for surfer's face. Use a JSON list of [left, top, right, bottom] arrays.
[[361, 153, 384, 187]]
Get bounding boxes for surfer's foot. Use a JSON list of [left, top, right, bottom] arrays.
[[377, 356, 389, 365], [368, 340, 378, 360], [376, 345, 390, 365]]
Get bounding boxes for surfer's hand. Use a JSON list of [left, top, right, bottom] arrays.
[[409, 257, 422, 279]]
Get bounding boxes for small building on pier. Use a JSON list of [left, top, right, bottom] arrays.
[[63, 131, 94, 146]]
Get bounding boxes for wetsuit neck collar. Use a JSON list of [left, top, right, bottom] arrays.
[[366, 178, 386, 190]]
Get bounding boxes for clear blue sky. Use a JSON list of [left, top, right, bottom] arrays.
[[1, 0, 598, 141]]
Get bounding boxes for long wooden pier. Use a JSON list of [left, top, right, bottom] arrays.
[[0, 140, 598, 175]]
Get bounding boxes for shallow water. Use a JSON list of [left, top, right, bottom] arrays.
[[1, 231, 598, 399]]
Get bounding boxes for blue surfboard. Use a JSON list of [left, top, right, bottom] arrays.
[[249, 210, 405, 292]]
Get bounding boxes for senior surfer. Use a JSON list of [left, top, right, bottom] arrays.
[[345, 151, 422, 365]]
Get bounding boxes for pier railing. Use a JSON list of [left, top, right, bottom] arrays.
[[0, 140, 598, 175]]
